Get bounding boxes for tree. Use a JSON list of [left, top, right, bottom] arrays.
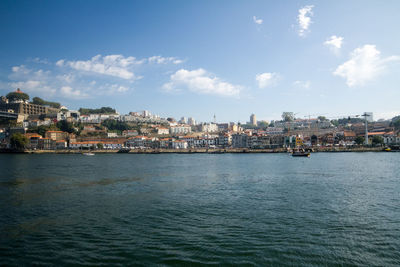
[[32, 97, 61, 108], [97, 143, 104, 149], [10, 133, 28, 150], [6, 90, 29, 102], [257, 121, 269, 129], [318, 116, 327, 121], [282, 112, 294, 122], [56, 120, 75, 133], [392, 119, 400, 130], [101, 119, 131, 132], [372, 136, 384, 146], [79, 107, 116, 115], [355, 136, 365, 145], [32, 97, 45, 105]]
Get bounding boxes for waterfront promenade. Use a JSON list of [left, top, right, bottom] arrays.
[[0, 147, 388, 154]]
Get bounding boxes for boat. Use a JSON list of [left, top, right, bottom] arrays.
[[82, 152, 95, 156], [291, 148, 310, 157]]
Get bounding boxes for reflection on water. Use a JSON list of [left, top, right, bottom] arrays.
[[1, 153, 400, 265]]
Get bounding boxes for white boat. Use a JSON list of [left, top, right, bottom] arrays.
[[82, 152, 95, 156]]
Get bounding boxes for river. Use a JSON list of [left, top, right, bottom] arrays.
[[1, 153, 399, 265]]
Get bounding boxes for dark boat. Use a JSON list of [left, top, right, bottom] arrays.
[[292, 151, 310, 157], [291, 148, 310, 157]]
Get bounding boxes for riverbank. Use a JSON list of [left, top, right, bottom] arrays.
[[0, 147, 391, 154]]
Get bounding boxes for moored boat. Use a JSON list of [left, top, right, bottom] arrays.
[[291, 147, 310, 157], [292, 151, 310, 157]]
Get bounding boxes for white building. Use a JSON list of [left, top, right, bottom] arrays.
[[201, 123, 218, 133], [107, 132, 118, 138], [188, 117, 196, 125], [172, 140, 188, 149], [157, 127, 170, 135], [170, 125, 192, 135], [179, 117, 188, 124]]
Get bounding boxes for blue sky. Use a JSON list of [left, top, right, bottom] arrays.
[[1, 0, 400, 122]]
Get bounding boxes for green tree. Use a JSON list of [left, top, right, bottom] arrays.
[[372, 136, 384, 146], [10, 133, 28, 150], [32, 97, 61, 108], [56, 120, 75, 133], [32, 97, 45, 105], [6, 91, 29, 102], [97, 143, 104, 149], [392, 119, 400, 130], [257, 121, 269, 129], [282, 112, 294, 122], [79, 107, 116, 115], [318, 116, 327, 121], [355, 136, 365, 145], [101, 119, 131, 132]]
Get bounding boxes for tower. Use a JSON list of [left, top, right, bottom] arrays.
[[250, 114, 257, 126]]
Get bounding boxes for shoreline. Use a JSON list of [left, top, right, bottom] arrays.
[[0, 147, 392, 154]]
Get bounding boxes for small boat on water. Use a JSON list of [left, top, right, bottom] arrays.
[[82, 152, 95, 156], [291, 148, 310, 157]]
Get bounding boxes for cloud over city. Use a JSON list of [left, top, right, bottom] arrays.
[[163, 68, 242, 97], [4, 54, 185, 100], [333, 44, 400, 87], [255, 72, 280, 88]]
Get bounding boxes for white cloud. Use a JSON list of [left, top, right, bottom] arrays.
[[298, 5, 314, 37], [59, 54, 141, 80], [293, 80, 311, 89], [163, 68, 241, 97], [9, 80, 56, 95], [253, 16, 263, 25], [11, 65, 31, 75], [110, 84, 129, 93], [148, 56, 183, 64], [30, 57, 50, 64], [333, 44, 400, 87], [56, 59, 64, 67], [256, 72, 279, 88], [324, 35, 343, 49], [60, 86, 87, 98]]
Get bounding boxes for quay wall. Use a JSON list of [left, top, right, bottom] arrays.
[[0, 147, 388, 154]]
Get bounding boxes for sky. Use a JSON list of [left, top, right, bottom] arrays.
[[1, 0, 400, 123]]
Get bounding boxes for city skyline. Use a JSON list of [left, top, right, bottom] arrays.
[[1, 0, 400, 122]]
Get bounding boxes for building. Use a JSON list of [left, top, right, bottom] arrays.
[[0, 89, 59, 115], [157, 127, 170, 135], [122, 130, 138, 137], [172, 140, 188, 149], [188, 117, 196, 125], [232, 133, 248, 148], [0, 101, 58, 115], [179, 117, 188, 124], [250, 114, 257, 126], [45, 131, 68, 141], [38, 138, 56, 150], [170, 125, 191, 135], [107, 132, 118, 138], [201, 123, 218, 133]]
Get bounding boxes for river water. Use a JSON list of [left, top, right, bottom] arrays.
[[1, 153, 400, 265]]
